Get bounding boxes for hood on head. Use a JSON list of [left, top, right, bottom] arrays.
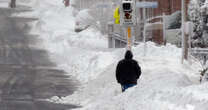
[[125, 50, 133, 59]]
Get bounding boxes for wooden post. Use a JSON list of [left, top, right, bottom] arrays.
[[181, 0, 188, 63], [184, 5, 189, 61], [184, 34, 189, 60]]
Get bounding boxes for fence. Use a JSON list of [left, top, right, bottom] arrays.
[[190, 48, 208, 65]]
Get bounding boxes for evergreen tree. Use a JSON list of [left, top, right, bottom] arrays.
[[188, 0, 204, 47], [201, 0, 208, 47], [199, 0, 206, 6]]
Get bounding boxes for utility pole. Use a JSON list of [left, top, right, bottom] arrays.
[[181, 0, 188, 63], [143, 1, 146, 56]]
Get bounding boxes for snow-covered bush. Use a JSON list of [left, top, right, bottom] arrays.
[[188, 0, 203, 47], [201, 0, 208, 47], [200, 67, 208, 83]]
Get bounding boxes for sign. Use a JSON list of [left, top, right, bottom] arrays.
[[136, 2, 158, 8], [96, 4, 110, 8], [185, 21, 194, 35]]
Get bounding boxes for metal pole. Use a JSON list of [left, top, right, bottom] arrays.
[[112, 37, 115, 48], [108, 23, 114, 48], [79, 0, 81, 10], [143, 6, 147, 56], [143, 23, 146, 56], [132, 26, 135, 46], [181, 0, 185, 64]]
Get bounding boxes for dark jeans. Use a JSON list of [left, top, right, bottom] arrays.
[[121, 84, 136, 92], [10, 0, 16, 8]]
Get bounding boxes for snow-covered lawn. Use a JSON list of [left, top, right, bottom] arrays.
[[16, 0, 208, 110]]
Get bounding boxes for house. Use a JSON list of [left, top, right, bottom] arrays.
[[137, 0, 190, 44]]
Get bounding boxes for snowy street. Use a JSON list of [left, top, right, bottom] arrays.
[[0, 1, 78, 110], [0, 0, 208, 110]]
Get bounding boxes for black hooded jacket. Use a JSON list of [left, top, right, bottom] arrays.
[[116, 51, 141, 85]]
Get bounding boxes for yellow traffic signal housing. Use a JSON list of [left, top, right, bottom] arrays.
[[114, 6, 120, 24]]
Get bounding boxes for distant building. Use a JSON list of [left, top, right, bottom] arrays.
[[137, 0, 190, 44]]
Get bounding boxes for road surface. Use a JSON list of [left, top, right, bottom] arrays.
[[0, 4, 79, 110]]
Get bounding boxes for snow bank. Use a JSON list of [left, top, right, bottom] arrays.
[[56, 42, 203, 110], [26, 0, 108, 83]]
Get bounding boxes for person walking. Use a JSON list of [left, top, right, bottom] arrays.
[[116, 50, 141, 92]]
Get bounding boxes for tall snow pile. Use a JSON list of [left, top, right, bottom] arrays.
[[16, 0, 208, 110], [23, 0, 109, 82], [59, 43, 207, 110]]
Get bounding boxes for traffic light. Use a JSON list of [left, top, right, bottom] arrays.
[[124, 11, 132, 19], [120, 0, 136, 26], [123, 2, 132, 12]]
